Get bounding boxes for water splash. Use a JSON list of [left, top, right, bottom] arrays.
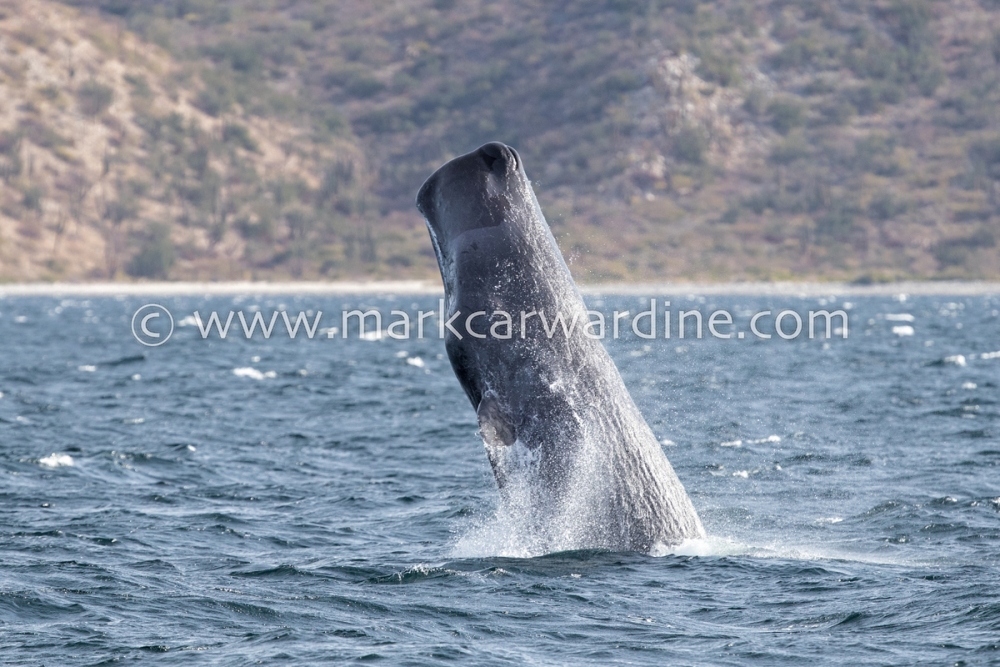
[[453, 422, 676, 558]]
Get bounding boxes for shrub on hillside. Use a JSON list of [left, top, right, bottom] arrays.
[[868, 191, 909, 220], [767, 97, 806, 134], [673, 126, 707, 164], [222, 123, 258, 152], [127, 223, 175, 279], [77, 81, 114, 116], [931, 229, 996, 268], [969, 137, 1000, 180]]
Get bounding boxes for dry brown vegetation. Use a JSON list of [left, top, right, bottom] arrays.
[[1, 0, 999, 282]]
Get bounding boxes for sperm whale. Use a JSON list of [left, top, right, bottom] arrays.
[[417, 142, 704, 551]]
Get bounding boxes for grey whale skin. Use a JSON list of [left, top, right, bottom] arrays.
[[416, 142, 704, 551]]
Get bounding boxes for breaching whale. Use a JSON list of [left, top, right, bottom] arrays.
[[416, 142, 704, 552]]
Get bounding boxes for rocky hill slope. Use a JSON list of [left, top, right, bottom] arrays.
[[2, 0, 999, 282]]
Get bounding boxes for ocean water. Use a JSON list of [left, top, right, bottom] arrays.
[[1, 291, 998, 666]]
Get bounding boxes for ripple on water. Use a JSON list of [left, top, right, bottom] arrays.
[[2, 295, 999, 664]]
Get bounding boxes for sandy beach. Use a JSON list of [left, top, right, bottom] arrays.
[[0, 280, 998, 297]]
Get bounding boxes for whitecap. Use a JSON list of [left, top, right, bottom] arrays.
[[657, 537, 721, 557], [650, 535, 753, 558], [885, 313, 914, 322], [981, 350, 1000, 360], [39, 453, 74, 468], [232, 367, 277, 380], [177, 315, 199, 327], [891, 325, 914, 336], [78, 365, 97, 372], [406, 357, 425, 368], [650, 535, 920, 565], [943, 354, 966, 367], [962, 382, 977, 390], [745, 435, 781, 444]]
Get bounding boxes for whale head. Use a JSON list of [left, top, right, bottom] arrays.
[[416, 142, 549, 291], [416, 142, 522, 239]]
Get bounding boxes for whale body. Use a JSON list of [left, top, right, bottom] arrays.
[[416, 142, 704, 551]]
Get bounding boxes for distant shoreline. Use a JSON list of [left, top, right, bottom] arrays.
[[1, 280, 998, 297]]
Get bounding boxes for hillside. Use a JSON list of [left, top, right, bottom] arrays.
[[0, 0, 410, 281], [2, 0, 999, 282]]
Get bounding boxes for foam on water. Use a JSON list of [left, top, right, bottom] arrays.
[[38, 453, 74, 467], [233, 367, 277, 380], [650, 534, 927, 567], [455, 525, 924, 568]]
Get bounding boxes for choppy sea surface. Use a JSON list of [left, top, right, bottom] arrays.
[[1, 291, 999, 666]]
